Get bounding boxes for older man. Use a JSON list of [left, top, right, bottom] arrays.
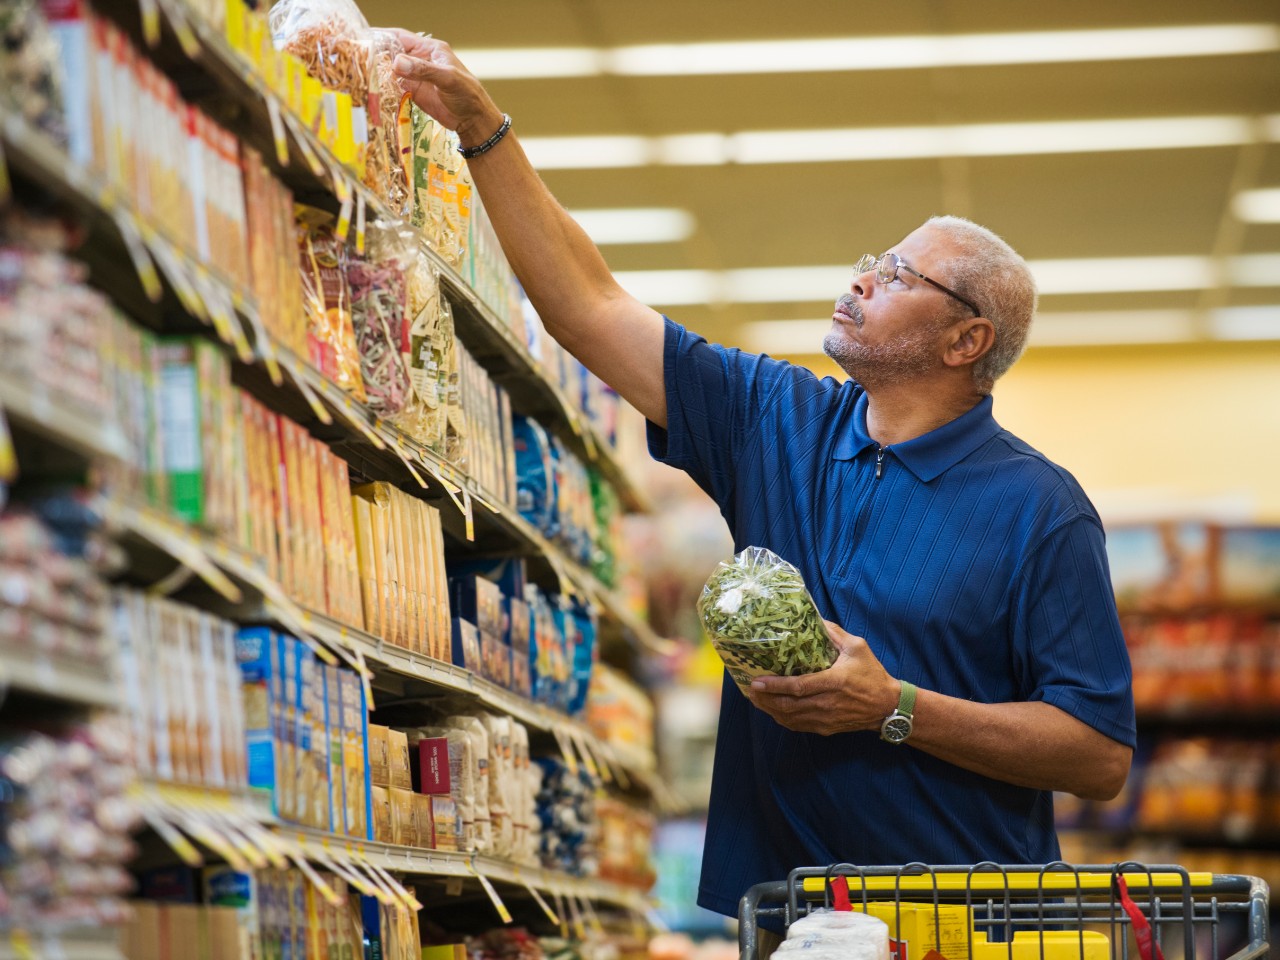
[[393, 37, 1135, 930]]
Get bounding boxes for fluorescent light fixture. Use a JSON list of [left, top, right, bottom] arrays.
[[521, 114, 1280, 170], [1027, 310, 1199, 346], [1228, 254, 1280, 286], [457, 48, 604, 79], [567, 208, 695, 244], [1209, 306, 1280, 340], [1233, 188, 1280, 223], [519, 135, 650, 170], [609, 253, 1280, 308], [1029, 256, 1215, 294], [460, 24, 1280, 80], [612, 269, 721, 306]]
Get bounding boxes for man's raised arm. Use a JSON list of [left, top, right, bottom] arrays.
[[393, 34, 668, 428]]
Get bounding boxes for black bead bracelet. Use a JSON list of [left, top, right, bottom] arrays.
[[457, 114, 512, 159]]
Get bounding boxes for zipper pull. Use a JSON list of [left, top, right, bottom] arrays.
[[876, 446, 885, 479]]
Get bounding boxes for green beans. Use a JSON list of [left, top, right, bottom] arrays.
[[698, 547, 836, 693]]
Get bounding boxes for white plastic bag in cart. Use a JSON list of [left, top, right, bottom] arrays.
[[775, 909, 890, 960]]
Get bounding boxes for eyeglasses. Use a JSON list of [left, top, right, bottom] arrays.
[[854, 252, 982, 317]]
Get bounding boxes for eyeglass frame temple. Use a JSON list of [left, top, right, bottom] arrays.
[[894, 260, 983, 317]]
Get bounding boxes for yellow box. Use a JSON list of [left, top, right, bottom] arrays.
[[335, 92, 355, 168], [854, 902, 1109, 960], [303, 74, 323, 132], [223, 0, 247, 55]]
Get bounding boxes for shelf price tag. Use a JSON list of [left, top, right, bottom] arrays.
[[265, 94, 291, 167], [467, 862, 513, 924], [335, 191, 354, 244], [552, 892, 571, 939], [139, 0, 161, 47], [141, 808, 204, 867], [355, 193, 367, 254], [552, 727, 578, 777], [462, 489, 475, 542], [283, 112, 327, 178], [522, 881, 560, 926], [0, 403, 17, 485], [155, 0, 201, 58], [111, 208, 164, 303], [0, 123, 12, 205], [287, 840, 342, 906]]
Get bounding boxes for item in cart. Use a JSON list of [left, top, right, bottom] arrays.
[[296, 207, 365, 401], [699, 546, 836, 694], [781, 909, 890, 960]]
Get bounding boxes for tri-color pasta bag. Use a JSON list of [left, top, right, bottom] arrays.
[[698, 546, 837, 694]]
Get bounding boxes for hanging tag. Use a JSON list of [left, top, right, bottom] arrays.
[[346, 845, 396, 905], [335, 192, 354, 244], [461, 489, 475, 542], [139, 0, 161, 47], [263, 596, 339, 667], [112, 209, 163, 302], [156, 0, 200, 58], [141, 808, 204, 867], [384, 433, 427, 487], [314, 839, 376, 896], [265, 95, 291, 167], [326, 391, 386, 450], [120, 507, 242, 602], [830, 875, 852, 912], [234, 818, 288, 870], [0, 136, 10, 205], [237, 299, 284, 386], [353, 647, 375, 711], [471, 491, 499, 515], [355, 194, 367, 254], [553, 892, 571, 939], [361, 851, 422, 911], [0, 404, 16, 484], [569, 730, 599, 781], [205, 814, 268, 870], [179, 814, 249, 871], [1116, 875, 1166, 960], [552, 728, 579, 777], [578, 733, 611, 784], [280, 358, 334, 425], [288, 848, 342, 906], [522, 882, 560, 926], [209, 278, 254, 364], [468, 862, 513, 924], [579, 895, 604, 935], [284, 113, 327, 177], [147, 238, 205, 322], [565, 891, 587, 939]]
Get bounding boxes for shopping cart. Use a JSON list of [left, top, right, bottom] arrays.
[[738, 863, 1270, 960]]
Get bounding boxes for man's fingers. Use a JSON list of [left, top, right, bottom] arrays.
[[393, 54, 444, 83]]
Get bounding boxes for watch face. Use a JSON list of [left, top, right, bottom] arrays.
[[882, 716, 912, 744]]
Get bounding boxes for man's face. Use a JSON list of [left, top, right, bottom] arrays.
[[823, 225, 966, 390]]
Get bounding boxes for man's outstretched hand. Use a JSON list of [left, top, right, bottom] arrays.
[[390, 32, 505, 146], [745, 620, 901, 736]]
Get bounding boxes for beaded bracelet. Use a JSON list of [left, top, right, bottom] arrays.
[[457, 114, 513, 159]]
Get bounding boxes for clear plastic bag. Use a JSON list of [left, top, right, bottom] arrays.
[[364, 28, 413, 216], [296, 206, 366, 401], [269, 0, 371, 99], [698, 546, 836, 694], [778, 909, 890, 960], [348, 218, 414, 416]]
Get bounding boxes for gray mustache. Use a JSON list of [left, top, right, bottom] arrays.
[[836, 294, 862, 326]]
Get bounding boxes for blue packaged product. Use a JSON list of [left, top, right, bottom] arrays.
[[451, 617, 483, 675], [512, 415, 554, 532], [567, 601, 597, 717]]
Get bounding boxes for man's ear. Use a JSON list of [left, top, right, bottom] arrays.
[[943, 318, 996, 369]]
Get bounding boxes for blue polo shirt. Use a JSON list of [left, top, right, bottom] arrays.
[[647, 319, 1135, 922]]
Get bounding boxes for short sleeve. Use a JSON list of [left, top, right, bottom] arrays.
[[1011, 515, 1137, 747], [646, 317, 794, 512]]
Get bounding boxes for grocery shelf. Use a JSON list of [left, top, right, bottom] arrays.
[[95, 499, 661, 796], [0, 929, 122, 960], [0, 643, 120, 710], [1, 106, 667, 659], [0, 361, 129, 465], [288, 826, 654, 916], [81, 0, 650, 515]]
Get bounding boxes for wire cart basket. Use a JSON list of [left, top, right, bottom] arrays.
[[738, 863, 1270, 960]]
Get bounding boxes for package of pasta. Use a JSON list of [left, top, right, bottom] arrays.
[[348, 218, 414, 416], [269, 0, 371, 100], [698, 546, 837, 694], [362, 28, 414, 217], [296, 206, 366, 401]]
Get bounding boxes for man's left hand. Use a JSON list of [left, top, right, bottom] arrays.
[[745, 620, 902, 735]]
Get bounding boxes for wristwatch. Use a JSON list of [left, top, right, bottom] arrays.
[[880, 680, 917, 744]]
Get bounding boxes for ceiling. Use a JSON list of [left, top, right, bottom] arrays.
[[361, 0, 1280, 362]]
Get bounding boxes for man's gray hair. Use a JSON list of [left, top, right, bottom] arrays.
[[926, 215, 1037, 393]]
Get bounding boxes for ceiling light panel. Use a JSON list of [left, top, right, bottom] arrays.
[[1233, 188, 1280, 223], [567, 208, 695, 244], [520, 114, 1280, 170], [458, 24, 1280, 80]]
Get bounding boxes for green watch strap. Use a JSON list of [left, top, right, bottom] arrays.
[[896, 680, 916, 719]]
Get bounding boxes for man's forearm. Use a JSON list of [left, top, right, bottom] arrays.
[[910, 690, 1132, 801]]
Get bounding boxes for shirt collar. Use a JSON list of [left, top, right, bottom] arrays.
[[832, 392, 1002, 482]]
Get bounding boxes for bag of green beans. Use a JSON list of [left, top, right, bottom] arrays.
[[698, 546, 837, 693]]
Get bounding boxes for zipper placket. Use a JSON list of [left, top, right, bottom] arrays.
[[876, 446, 886, 479]]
